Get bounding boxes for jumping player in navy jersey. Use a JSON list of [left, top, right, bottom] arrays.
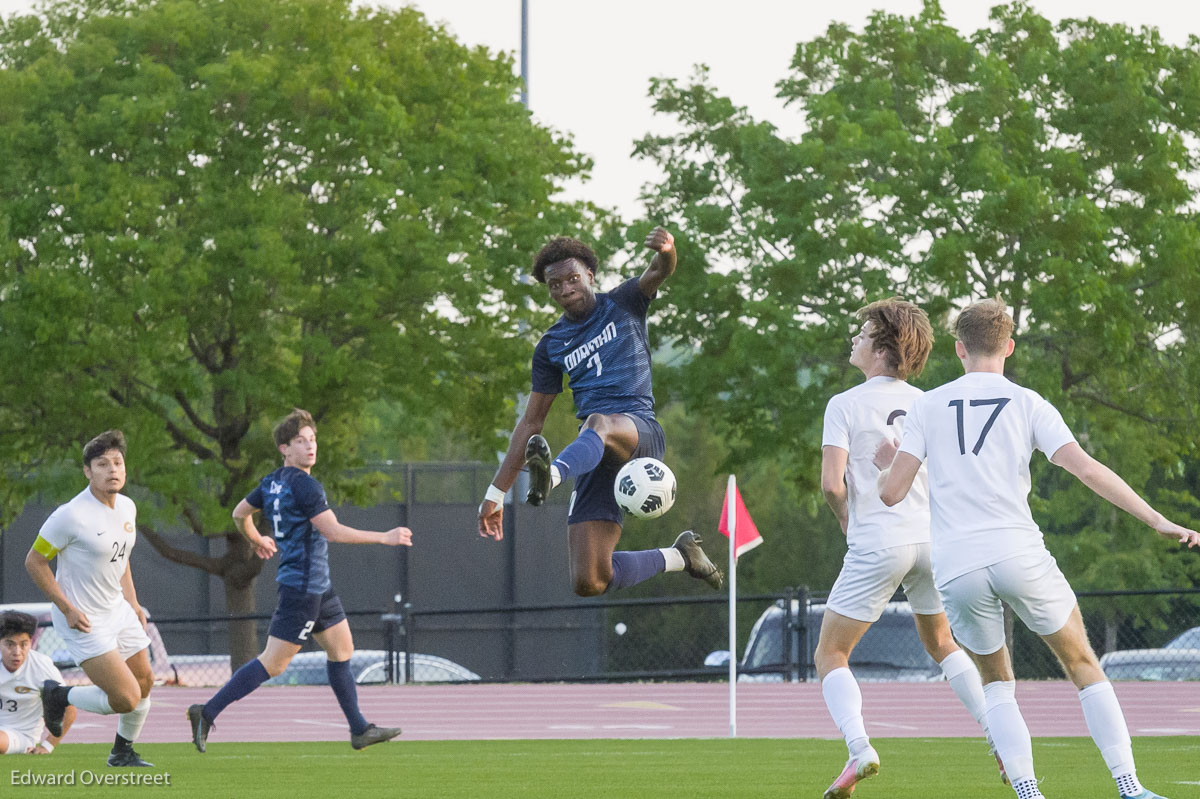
[[477, 228, 722, 597], [187, 409, 411, 753]]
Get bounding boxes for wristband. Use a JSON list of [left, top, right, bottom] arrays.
[[39, 740, 54, 753], [484, 484, 506, 505]]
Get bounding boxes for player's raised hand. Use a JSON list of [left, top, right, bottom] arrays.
[[383, 526, 413, 547], [1153, 518, 1200, 548], [478, 500, 504, 541], [644, 226, 674, 254], [65, 606, 90, 633], [872, 437, 900, 471]]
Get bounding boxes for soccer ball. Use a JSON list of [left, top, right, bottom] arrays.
[[614, 457, 677, 519]]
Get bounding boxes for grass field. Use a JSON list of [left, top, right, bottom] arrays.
[[7, 737, 1199, 798]]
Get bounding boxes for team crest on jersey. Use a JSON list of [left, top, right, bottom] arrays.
[[270, 481, 283, 494], [124, 522, 134, 533], [13, 686, 35, 694]]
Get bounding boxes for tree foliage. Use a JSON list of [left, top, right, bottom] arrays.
[[632, 0, 1200, 592], [0, 0, 599, 661]]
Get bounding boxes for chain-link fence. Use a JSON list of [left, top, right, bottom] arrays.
[[28, 587, 1200, 685]]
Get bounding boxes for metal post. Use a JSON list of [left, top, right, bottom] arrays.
[[403, 601, 414, 684], [798, 585, 811, 681], [520, 0, 529, 108], [783, 587, 795, 682]]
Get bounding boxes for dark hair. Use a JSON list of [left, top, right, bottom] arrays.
[[856, 298, 934, 380], [83, 430, 126, 467], [273, 408, 316, 448], [0, 611, 37, 640], [531, 237, 599, 283], [954, 296, 1014, 356]]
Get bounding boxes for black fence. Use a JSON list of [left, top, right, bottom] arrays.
[[31, 587, 1200, 686]]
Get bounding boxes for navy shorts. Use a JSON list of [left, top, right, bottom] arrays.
[[568, 413, 666, 525], [267, 584, 347, 644]]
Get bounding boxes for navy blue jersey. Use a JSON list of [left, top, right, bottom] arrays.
[[246, 466, 332, 594], [531, 277, 655, 419]]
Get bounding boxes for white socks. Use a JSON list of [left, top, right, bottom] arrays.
[[1079, 681, 1142, 794], [660, 547, 685, 572], [67, 685, 115, 715], [939, 649, 988, 730], [117, 697, 151, 742], [822, 667, 870, 755], [983, 680, 1035, 786]]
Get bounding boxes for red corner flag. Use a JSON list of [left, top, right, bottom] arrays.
[[718, 478, 763, 559]]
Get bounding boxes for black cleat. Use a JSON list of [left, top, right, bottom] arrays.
[[674, 530, 724, 590], [41, 679, 69, 738], [351, 723, 402, 750], [187, 704, 213, 753], [524, 434, 552, 507], [107, 748, 154, 767]]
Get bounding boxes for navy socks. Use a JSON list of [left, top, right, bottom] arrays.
[[552, 429, 605, 481], [328, 659, 370, 736], [608, 550, 667, 592], [204, 657, 270, 722]]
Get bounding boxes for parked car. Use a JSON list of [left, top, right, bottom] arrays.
[[706, 599, 942, 682], [1099, 647, 1200, 681], [2, 602, 479, 686], [1165, 626, 1200, 650]]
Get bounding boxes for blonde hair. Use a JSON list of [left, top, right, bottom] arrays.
[[856, 298, 934, 380], [954, 297, 1013, 356]]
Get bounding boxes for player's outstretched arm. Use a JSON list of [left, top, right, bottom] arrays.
[[478, 391, 557, 541], [23, 547, 90, 633], [873, 438, 921, 507], [820, 445, 850, 535], [311, 510, 413, 546], [232, 499, 277, 559], [1051, 442, 1200, 548], [637, 227, 676, 298]]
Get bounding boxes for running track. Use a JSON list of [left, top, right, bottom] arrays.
[[61, 681, 1200, 744]]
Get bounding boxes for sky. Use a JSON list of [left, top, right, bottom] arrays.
[[0, 0, 1198, 218]]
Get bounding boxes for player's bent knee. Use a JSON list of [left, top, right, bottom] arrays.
[[110, 692, 139, 714], [572, 576, 607, 597]]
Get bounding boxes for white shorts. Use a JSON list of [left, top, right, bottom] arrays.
[[51, 599, 151, 666], [0, 727, 38, 755], [939, 549, 1077, 655], [826, 543, 944, 623]]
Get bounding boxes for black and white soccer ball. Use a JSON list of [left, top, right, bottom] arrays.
[[614, 457, 677, 520]]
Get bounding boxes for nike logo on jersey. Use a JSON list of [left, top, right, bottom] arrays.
[[96, 530, 105, 536]]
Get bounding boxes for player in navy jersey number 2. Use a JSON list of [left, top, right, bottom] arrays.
[[188, 409, 411, 753], [477, 228, 722, 597]]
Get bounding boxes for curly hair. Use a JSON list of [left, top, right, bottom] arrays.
[[856, 298, 934, 380], [273, 408, 317, 448], [0, 611, 36, 641], [531, 237, 599, 283], [954, 297, 1013, 356], [83, 430, 126, 467]]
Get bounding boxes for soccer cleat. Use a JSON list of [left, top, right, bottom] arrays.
[[187, 704, 214, 753], [673, 531, 724, 590], [107, 748, 154, 767], [524, 434, 552, 506], [823, 746, 880, 799], [351, 723, 402, 750], [41, 679, 69, 738], [987, 734, 1010, 785], [1120, 791, 1169, 799]]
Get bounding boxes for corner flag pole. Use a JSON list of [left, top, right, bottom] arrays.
[[727, 474, 737, 738]]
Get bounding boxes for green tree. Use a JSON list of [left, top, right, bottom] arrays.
[[0, 0, 598, 666], [630, 1, 1200, 599]]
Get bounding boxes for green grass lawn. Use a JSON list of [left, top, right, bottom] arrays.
[[7, 737, 1199, 798]]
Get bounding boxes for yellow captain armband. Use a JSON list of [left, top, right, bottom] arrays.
[[32, 535, 59, 560]]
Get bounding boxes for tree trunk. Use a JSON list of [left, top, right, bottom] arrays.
[[222, 533, 266, 672]]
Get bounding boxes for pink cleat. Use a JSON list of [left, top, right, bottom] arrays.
[[823, 746, 880, 799], [987, 734, 1010, 786]]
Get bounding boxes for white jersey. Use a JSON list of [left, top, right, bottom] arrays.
[[897, 371, 1076, 586], [823, 376, 931, 554], [38, 488, 138, 618], [0, 650, 62, 738]]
